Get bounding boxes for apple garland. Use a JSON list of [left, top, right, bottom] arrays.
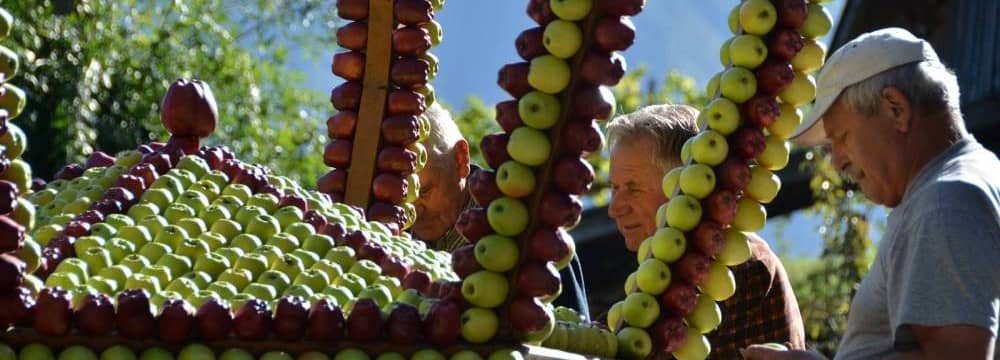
[[319, 0, 445, 235], [449, 0, 644, 349], [603, 1, 832, 359]]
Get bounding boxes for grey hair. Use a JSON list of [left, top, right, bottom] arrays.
[[838, 60, 964, 130], [420, 102, 464, 170], [606, 104, 700, 170]]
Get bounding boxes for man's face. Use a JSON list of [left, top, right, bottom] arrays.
[[823, 98, 903, 206], [412, 162, 465, 241], [608, 136, 669, 251]]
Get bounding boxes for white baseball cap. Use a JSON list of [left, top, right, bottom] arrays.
[[790, 27, 941, 146]]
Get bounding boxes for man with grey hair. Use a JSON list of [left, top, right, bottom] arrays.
[[607, 104, 804, 359], [743, 28, 999, 360]]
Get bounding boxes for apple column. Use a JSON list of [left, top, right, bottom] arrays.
[[319, 0, 445, 235], [0, 6, 38, 329], [449, 0, 644, 347], [606, 1, 833, 359]]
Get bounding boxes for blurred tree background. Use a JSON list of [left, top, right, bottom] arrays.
[[8, 1, 873, 357]]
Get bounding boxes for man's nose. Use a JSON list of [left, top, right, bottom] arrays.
[[608, 195, 628, 219]]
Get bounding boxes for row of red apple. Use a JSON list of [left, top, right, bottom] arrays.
[[444, 0, 646, 348], [604, 1, 832, 359], [321, 0, 446, 233]]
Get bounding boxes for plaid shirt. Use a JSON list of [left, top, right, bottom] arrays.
[[431, 190, 476, 253], [705, 233, 805, 359]]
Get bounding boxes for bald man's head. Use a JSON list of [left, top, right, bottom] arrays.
[[412, 103, 471, 242]]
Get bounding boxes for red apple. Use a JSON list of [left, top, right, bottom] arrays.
[[540, 191, 583, 228], [387, 89, 426, 116], [115, 175, 147, 198], [580, 51, 627, 86], [129, 163, 159, 186], [165, 135, 200, 155], [142, 152, 173, 175], [381, 256, 410, 279], [376, 146, 418, 174], [731, 127, 767, 160], [767, 28, 805, 61], [515, 261, 561, 298], [516, 27, 547, 60], [367, 202, 406, 230], [372, 172, 408, 204], [317, 169, 348, 195], [54, 163, 84, 180], [195, 296, 233, 341], [674, 251, 711, 287], [715, 156, 751, 192], [34, 287, 73, 336], [336, 21, 368, 50], [561, 120, 604, 156], [775, 0, 808, 29], [381, 115, 421, 146], [85, 151, 116, 169], [600, 0, 646, 16], [496, 100, 524, 133], [233, 298, 272, 340], [742, 92, 782, 128], [90, 199, 123, 217], [46, 235, 77, 258], [73, 211, 104, 226], [336, 0, 369, 20], [279, 194, 309, 212], [395, 0, 433, 25], [306, 298, 345, 341], [403, 270, 432, 294], [480, 132, 512, 169], [594, 16, 636, 52], [330, 81, 363, 111], [196, 146, 225, 170], [526, 0, 556, 25], [358, 243, 389, 264], [508, 296, 550, 337], [116, 289, 156, 339], [77, 293, 116, 336], [274, 296, 310, 341], [574, 86, 615, 121], [393, 26, 432, 56], [436, 280, 465, 302], [692, 221, 725, 258], [498, 62, 532, 98], [391, 57, 431, 89], [304, 210, 329, 232], [157, 298, 195, 344], [324, 139, 353, 168], [528, 227, 572, 264], [552, 156, 595, 195], [387, 303, 424, 345], [104, 187, 136, 208], [332, 51, 366, 81], [703, 189, 738, 226], [0, 286, 33, 327], [456, 207, 492, 243], [650, 316, 688, 353], [219, 159, 245, 180], [424, 299, 462, 346], [322, 222, 348, 244], [328, 111, 358, 139], [755, 60, 795, 96], [161, 79, 218, 138], [468, 168, 502, 205], [660, 282, 700, 318], [344, 230, 368, 250], [0, 216, 24, 253], [451, 245, 482, 278], [347, 298, 384, 342]]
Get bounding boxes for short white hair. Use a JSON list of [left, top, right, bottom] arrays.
[[606, 104, 700, 170], [420, 103, 464, 170], [838, 60, 964, 130]]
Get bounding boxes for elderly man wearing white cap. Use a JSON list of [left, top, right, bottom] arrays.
[[743, 27, 1000, 360]]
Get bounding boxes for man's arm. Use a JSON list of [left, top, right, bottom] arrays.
[[894, 325, 995, 359]]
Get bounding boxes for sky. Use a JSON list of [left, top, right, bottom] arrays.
[[287, 1, 874, 258]]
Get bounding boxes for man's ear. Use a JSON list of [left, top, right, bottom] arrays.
[[882, 87, 913, 133], [454, 139, 471, 179]]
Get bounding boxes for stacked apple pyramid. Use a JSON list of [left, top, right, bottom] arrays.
[[0, 76, 470, 359], [320, 0, 446, 234], [448, 0, 643, 352], [605, 0, 832, 359]]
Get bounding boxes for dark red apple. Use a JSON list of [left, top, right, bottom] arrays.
[[77, 293, 116, 336], [0, 181, 17, 215], [660, 282, 700, 318], [526, 0, 556, 25], [539, 191, 583, 228], [31, 178, 46, 192], [372, 172, 407, 204], [560, 120, 604, 156], [730, 126, 767, 160], [336, 0, 369, 20], [327, 111, 358, 140], [344, 230, 368, 250], [161, 79, 218, 138], [46, 235, 77, 258], [34, 287, 72, 336], [54, 163, 84, 180], [0, 254, 24, 291], [580, 51, 627, 86], [424, 299, 462, 346], [103, 187, 136, 208], [456, 207, 492, 243], [358, 243, 389, 265], [306, 298, 345, 341], [330, 81, 363, 111], [387, 303, 424, 345], [508, 296, 550, 337], [515, 261, 561, 298], [116, 289, 156, 339], [495, 100, 523, 133], [376, 146, 417, 174], [141, 152, 173, 175], [775, 0, 808, 29], [273, 296, 309, 341], [594, 16, 636, 52], [157, 298, 195, 344], [279, 194, 309, 212], [322, 222, 348, 244], [395, 0, 433, 25], [480, 133, 511, 169], [516, 27, 547, 60], [220, 159, 245, 180], [324, 139, 353, 168], [347, 298, 384, 342], [435, 280, 465, 302], [387, 89, 426, 116], [403, 270, 431, 294], [528, 227, 572, 264], [165, 135, 200, 155], [451, 245, 482, 278], [336, 21, 368, 50], [650, 316, 688, 353], [115, 175, 147, 198], [574, 86, 615, 121], [233, 298, 272, 340], [332, 51, 366, 81], [317, 169, 349, 195], [367, 202, 406, 230], [393, 26, 432, 56], [195, 296, 233, 341], [89, 199, 123, 217], [85, 151, 116, 169], [382, 115, 421, 147], [196, 146, 225, 170], [715, 156, 751, 192], [692, 221, 725, 258], [380, 256, 410, 279], [0, 286, 34, 327], [391, 58, 431, 89], [0, 216, 25, 253], [552, 156, 595, 195], [600, 0, 646, 16], [755, 60, 795, 97], [498, 62, 532, 98], [304, 210, 329, 232], [128, 163, 159, 186], [674, 251, 711, 287], [468, 168, 502, 205], [767, 28, 805, 61], [703, 189, 738, 226]]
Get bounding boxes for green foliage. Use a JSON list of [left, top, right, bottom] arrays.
[[443, 97, 498, 168], [5, 1, 333, 184]]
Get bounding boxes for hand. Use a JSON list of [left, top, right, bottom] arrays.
[[740, 345, 826, 360]]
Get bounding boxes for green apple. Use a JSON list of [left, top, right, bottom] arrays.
[[190, 180, 221, 202], [18, 237, 42, 273], [333, 349, 369, 360], [461, 270, 509, 308], [259, 352, 293, 360], [0, 84, 26, 120], [193, 252, 231, 278], [167, 169, 197, 189], [177, 218, 207, 238], [690, 130, 729, 166], [650, 227, 686, 263], [616, 327, 652, 360], [138, 347, 173, 360], [637, 237, 652, 262], [374, 276, 401, 298], [177, 343, 214, 360], [270, 254, 306, 280], [140, 265, 173, 290], [665, 194, 702, 232], [263, 232, 297, 253], [486, 349, 523, 360], [527, 55, 571, 94], [166, 277, 200, 298], [549, 0, 592, 21], [285, 222, 316, 242], [543, 20, 582, 59], [349, 259, 382, 284], [357, 284, 392, 307], [791, 38, 826, 73], [230, 233, 263, 253], [518, 91, 561, 130], [686, 294, 722, 334], [124, 273, 161, 294], [234, 205, 266, 227], [733, 197, 766, 232], [214, 247, 245, 266], [61, 196, 92, 215], [334, 272, 366, 296], [46, 272, 81, 290], [720, 229, 752, 266], [150, 290, 183, 310], [701, 261, 736, 301], [203, 170, 230, 190], [80, 247, 113, 274], [746, 165, 781, 203], [119, 253, 150, 273], [246, 214, 281, 240], [176, 238, 210, 261], [219, 348, 254, 360], [801, 3, 833, 39], [209, 218, 242, 240], [117, 225, 152, 248], [216, 268, 253, 291], [139, 215, 169, 236], [779, 72, 816, 106], [234, 253, 269, 278], [290, 249, 320, 268], [207, 281, 238, 299], [474, 234, 519, 272], [486, 197, 529, 236], [90, 222, 117, 239], [756, 135, 790, 170], [311, 259, 344, 281], [323, 286, 353, 306], [325, 246, 357, 269], [495, 161, 536, 198], [449, 351, 482, 360], [769, 103, 803, 139], [459, 307, 501, 344], [106, 238, 136, 263], [273, 206, 304, 229], [151, 175, 184, 199], [32, 223, 64, 246], [199, 205, 231, 227], [293, 268, 331, 292], [100, 345, 137, 360], [302, 233, 335, 255], [243, 283, 278, 301], [139, 241, 172, 263], [635, 258, 672, 295], [703, 97, 741, 135], [182, 271, 213, 290], [673, 328, 711, 360], [74, 236, 107, 258], [729, 34, 768, 68], [156, 253, 193, 279], [139, 187, 174, 210], [87, 276, 119, 294], [719, 36, 733, 66], [257, 270, 292, 294], [739, 0, 777, 35], [221, 184, 253, 204], [255, 244, 285, 267], [212, 196, 244, 217], [197, 231, 227, 251], [179, 189, 211, 212], [679, 164, 716, 199], [507, 127, 551, 167], [247, 193, 280, 213], [621, 292, 659, 328], [163, 203, 196, 225], [412, 350, 445, 360], [720, 66, 757, 103], [58, 345, 99, 360]]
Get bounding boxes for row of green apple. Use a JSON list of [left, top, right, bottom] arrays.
[[604, 1, 834, 359], [324, 0, 446, 232], [0, 7, 27, 125]]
